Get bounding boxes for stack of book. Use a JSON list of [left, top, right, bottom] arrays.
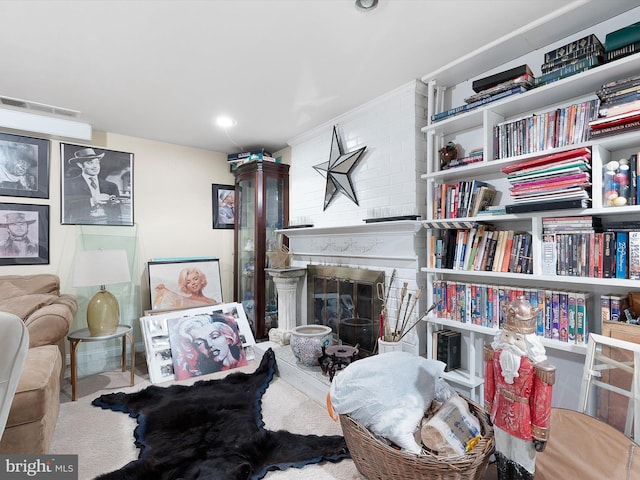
[[535, 34, 604, 87], [501, 147, 592, 213], [601, 220, 640, 280], [541, 215, 603, 277], [433, 329, 461, 372], [492, 98, 599, 159], [432, 280, 591, 343], [589, 75, 640, 139], [465, 65, 534, 102], [600, 294, 630, 323], [433, 180, 496, 219], [435, 224, 532, 275], [431, 65, 533, 123], [227, 148, 277, 169], [604, 21, 640, 63]]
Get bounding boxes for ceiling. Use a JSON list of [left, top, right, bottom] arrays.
[[0, 0, 638, 155]]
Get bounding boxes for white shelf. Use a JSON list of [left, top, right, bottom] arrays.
[[427, 317, 588, 355], [420, 6, 640, 412], [427, 316, 496, 336], [421, 143, 593, 181], [426, 54, 640, 133], [442, 369, 484, 389], [421, 267, 640, 290]]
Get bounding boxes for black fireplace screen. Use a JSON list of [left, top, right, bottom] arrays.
[[307, 265, 384, 355]]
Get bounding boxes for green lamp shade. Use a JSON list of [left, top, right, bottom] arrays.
[[87, 288, 120, 336]]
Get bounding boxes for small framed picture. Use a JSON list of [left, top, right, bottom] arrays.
[[0, 132, 50, 199], [148, 258, 223, 311], [0, 202, 49, 265], [212, 183, 235, 229], [60, 143, 133, 226]]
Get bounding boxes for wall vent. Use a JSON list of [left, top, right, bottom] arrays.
[[0, 96, 79, 117]]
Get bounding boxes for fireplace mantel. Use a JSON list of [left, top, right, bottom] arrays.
[[278, 220, 424, 262]]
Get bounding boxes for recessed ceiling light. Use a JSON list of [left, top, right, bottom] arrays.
[[215, 115, 237, 128], [355, 0, 378, 10]]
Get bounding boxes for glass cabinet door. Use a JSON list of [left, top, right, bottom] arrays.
[[234, 161, 289, 339], [236, 175, 256, 331], [264, 174, 286, 333]]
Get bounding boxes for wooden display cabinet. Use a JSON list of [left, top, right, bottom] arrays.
[[233, 161, 289, 340]]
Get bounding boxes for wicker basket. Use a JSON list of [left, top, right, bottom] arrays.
[[339, 397, 494, 480]]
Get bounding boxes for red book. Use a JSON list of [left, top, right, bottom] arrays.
[[589, 233, 596, 277], [501, 147, 592, 175], [501, 231, 515, 272], [511, 172, 590, 189]]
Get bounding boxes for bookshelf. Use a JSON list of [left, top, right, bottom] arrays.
[[419, 7, 640, 407]]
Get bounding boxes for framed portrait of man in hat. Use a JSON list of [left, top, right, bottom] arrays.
[[212, 183, 235, 229], [0, 132, 50, 199], [60, 143, 133, 226], [0, 202, 49, 265]]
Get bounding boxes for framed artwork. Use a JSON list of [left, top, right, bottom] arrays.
[[148, 257, 223, 311], [0, 132, 49, 199], [60, 143, 133, 226], [139, 314, 174, 384], [212, 183, 235, 229], [140, 302, 256, 384], [0, 202, 49, 265]]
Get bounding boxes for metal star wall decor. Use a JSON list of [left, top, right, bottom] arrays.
[[313, 125, 366, 210]]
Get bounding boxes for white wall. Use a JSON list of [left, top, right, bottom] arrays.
[[288, 80, 428, 227], [1, 129, 241, 371]]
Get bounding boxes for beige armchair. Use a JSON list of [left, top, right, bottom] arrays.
[[0, 274, 77, 454]]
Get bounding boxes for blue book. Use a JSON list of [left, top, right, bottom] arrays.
[[431, 85, 527, 122], [616, 231, 629, 278], [536, 289, 546, 337], [552, 291, 560, 340]]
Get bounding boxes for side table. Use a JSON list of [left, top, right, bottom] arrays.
[[67, 325, 135, 401]]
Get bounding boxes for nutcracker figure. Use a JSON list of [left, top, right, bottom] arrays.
[[484, 296, 555, 480]]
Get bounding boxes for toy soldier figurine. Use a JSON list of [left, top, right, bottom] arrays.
[[484, 296, 555, 480]]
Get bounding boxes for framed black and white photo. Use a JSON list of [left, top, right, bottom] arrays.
[[0, 133, 49, 199], [0, 202, 49, 265], [212, 183, 235, 229], [148, 258, 223, 311], [60, 143, 133, 226]]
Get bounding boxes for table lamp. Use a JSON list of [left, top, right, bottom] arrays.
[[72, 249, 131, 337]]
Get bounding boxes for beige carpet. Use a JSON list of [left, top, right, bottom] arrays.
[[51, 353, 363, 480]]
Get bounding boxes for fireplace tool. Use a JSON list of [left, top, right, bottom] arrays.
[[377, 268, 396, 341], [377, 282, 428, 342]]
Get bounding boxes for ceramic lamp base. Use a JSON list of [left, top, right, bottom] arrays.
[[87, 289, 120, 336]]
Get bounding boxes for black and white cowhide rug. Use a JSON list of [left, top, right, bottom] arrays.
[[91, 348, 349, 480]]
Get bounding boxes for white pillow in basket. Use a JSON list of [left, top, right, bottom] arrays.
[[329, 351, 446, 454]]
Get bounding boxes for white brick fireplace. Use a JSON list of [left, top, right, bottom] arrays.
[[255, 80, 430, 404]]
